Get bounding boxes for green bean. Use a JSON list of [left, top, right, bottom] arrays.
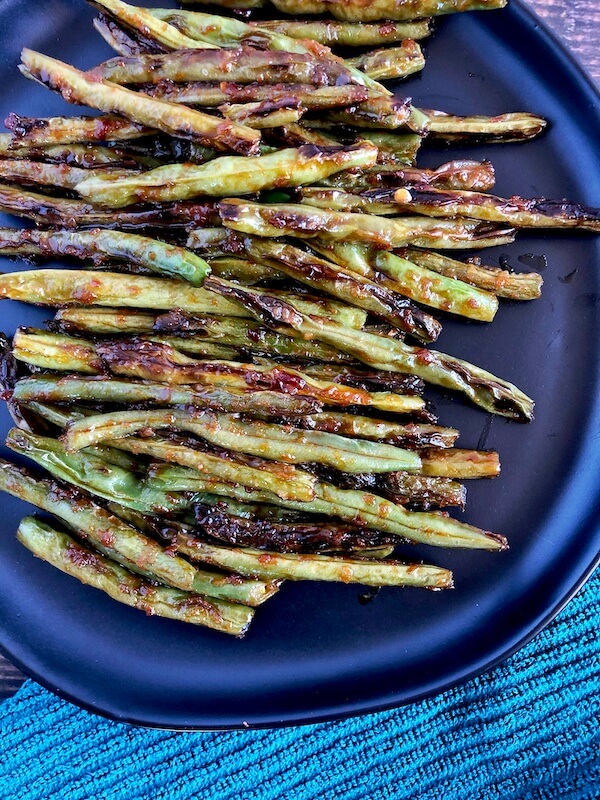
[[1, 266, 366, 326], [0, 184, 220, 230], [419, 448, 500, 478], [218, 199, 517, 249], [64, 409, 423, 474], [0, 229, 210, 286], [314, 159, 497, 193], [380, 472, 466, 510], [220, 102, 304, 129], [420, 109, 547, 142], [89, 47, 354, 87], [23, 401, 86, 429], [12, 329, 101, 374], [204, 278, 535, 421], [252, 19, 433, 46], [6, 427, 190, 515], [177, 536, 453, 588], [93, 341, 426, 413], [88, 0, 220, 50], [6, 330, 221, 378], [283, 412, 459, 448], [395, 186, 600, 231], [398, 247, 543, 301], [0, 160, 131, 191], [53, 308, 168, 335], [307, 464, 466, 510], [259, 0, 506, 22], [186, 227, 243, 254], [93, 12, 150, 56], [0, 270, 249, 315], [4, 112, 151, 146], [145, 82, 369, 110], [300, 186, 409, 215], [194, 502, 396, 552], [329, 95, 412, 130], [188, 504, 401, 559], [75, 143, 377, 207], [0, 456, 270, 610], [348, 41, 425, 81], [177, 495, 291, 522], [17, 517, 255, 635], [150, 333, 340, 362], [309, 240, 499, 321], [148, 466, 506, 550], [277, 362, 424, 395], [209, 256, 286, 283], [240, 236, 442, 342], [14, 375, 324, 416], [19, 49, 261, 155], [179, 0, 262, 8]]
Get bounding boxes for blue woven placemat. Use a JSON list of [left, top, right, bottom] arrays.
[[1, 570, 599, 800]]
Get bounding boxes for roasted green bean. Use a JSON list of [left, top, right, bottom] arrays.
[[194, 502, 396, 553], [398, 248, 543, 301], [89, 47, 354, 86], [240, 236, 442, 342], [0, 228, 210, 285], [75, 143, 377, 207], [145, 82, 369, 109], [250, 18, 433, 46], [348, 41, 425, 81], [148, 465, 506, 550], [394, 186, 600, 231], [14, 375, 324, 416], [92, 340, 425, 413], [322, 159, 497, 192], [1, 270, 367, 328], [282, 413, 459, 448], [308, 240, 499, 321], [218, 199, 517, 249], [4, 112, 151, 145], [17, 517, 255, 635], [251, 0, 506, 22], [20, 49, 261, 155], [88, 0, 220, 50], [63, 408, 423, 474], [204, 278, 535, 421], [177, 536, 453, 588], [6, 427, 191, 515], [419, 448, 500, 478], [0, 456, 272, 609], [0, 184, 219, 230]]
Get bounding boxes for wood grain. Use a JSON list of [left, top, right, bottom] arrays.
[[527, 0, 600, 86], [0, 0, 598, 702]]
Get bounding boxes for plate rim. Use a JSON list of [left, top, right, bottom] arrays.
[[1, 0, 599, 731]]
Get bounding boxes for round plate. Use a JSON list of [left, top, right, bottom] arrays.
[[0, 0, 599, 730]]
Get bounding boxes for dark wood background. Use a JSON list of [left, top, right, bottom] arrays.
[[0, 0, 598, 701]]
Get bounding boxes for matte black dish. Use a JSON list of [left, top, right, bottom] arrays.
[[0, 0, 599, 729]]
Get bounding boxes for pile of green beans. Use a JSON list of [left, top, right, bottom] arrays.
[[0, 0, 595, 637]]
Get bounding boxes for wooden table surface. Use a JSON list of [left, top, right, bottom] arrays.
[[0, 0, 599, 702]]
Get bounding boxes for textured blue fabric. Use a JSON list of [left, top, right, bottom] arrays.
[[1, 571, 599, 800]]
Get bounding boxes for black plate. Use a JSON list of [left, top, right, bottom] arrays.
[[0, 0, 599, 730]]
